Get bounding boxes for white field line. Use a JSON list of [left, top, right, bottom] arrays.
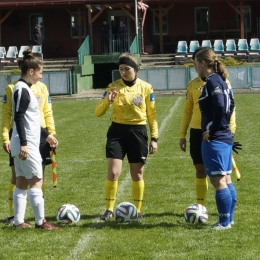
[[68, 97, 182, 259]]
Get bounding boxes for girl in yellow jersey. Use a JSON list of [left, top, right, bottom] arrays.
[[95, 53, 158, 220]]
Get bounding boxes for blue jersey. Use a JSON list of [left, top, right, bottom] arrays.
[[198, 73, 234, 145]]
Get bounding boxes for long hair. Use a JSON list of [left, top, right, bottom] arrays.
[[195, 48, 228, 81], [18, 48, 43, 76]]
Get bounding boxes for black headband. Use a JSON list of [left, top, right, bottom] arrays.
[[118, 57, 138, 70]]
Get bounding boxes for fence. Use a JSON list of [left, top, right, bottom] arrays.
[[113, 65, 260, 90], [0, 71, 72, 97]]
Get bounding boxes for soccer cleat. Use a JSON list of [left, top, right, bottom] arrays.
[[5, 216, 14, 225], [137, 213, 144, 220], [100, 210, 114, 221], [35, 219, 62, 230], [13, 221, 32, 228], [211, 222, 232, 230]]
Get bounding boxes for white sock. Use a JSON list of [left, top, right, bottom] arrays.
[[28, 188, 44, 225], [13, 188, 27, 225]]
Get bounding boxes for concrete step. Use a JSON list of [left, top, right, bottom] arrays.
[[0, 58, 78, 72], [141, 61, 176, 67]]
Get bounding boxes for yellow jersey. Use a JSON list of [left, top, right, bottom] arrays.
[[179, 77, 236, 138], [95, 78, 158, 138], [2, 80, 56, 143]]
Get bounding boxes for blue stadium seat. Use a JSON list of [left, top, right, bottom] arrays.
[[32, 45, 43, 60], [189, 40, 200, 53], [0, 50, 5, 60], [225, 39, 236, 55], [249, 38, 260, 53], [7, 46, 18, 55], [176, 41, 188, 54], [18, 46, 29, 58], [6, 49, 17, 62], [201, 40, 212, 48], [237, 39, 249, 54], [213, 39, 224, 54], [0, 46, 6, 57]]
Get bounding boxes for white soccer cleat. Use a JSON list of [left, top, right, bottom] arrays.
[[211, 222, 232, 230]]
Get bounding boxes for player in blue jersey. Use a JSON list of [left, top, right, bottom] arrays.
[[195, 48, 236, 230]]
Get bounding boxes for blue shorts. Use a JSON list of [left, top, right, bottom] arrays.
[[201, 140, 232, 177]]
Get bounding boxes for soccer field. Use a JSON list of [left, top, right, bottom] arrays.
[[0, 93, 259, 260]]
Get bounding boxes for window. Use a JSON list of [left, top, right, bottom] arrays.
[[153, 10, 168, 35], [29, 14, 43, 40], [195, 7, 209, 34], [237, 6, 251, 32], [71, 13, 86, 38]]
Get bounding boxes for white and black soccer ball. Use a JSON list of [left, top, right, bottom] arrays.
[[184, 203, 208, 224], [56, 204, 80, 224], [115, 202, 138, 223]]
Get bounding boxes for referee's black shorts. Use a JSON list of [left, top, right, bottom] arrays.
[[8, 129, 51, 166], [189, 128, 203, 165], [106, 122, 148, 164]]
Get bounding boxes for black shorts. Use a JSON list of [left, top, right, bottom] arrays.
[[9, 129, 51, 166], [189, 128, 203, 165], [106, 122, 148, 164]]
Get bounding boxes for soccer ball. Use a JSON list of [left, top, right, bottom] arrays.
[[115, 202, 138, 223], [184, 203, 208, 224], [56, 204, 80, 224]]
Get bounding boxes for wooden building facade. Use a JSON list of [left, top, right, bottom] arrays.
[[0, 0, 259, 58]]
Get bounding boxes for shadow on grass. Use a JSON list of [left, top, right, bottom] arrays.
[[79, 211, 211, 230]]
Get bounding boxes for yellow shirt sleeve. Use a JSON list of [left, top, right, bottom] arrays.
[[226, 79, 236, 134], [2, 82, 15, 143], [94, 87, 113, 117]]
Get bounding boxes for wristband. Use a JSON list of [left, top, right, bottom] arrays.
[[151, 138, 158, 142]]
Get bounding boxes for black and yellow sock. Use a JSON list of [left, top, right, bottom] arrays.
[[196, 177, 208, 206], [132, 180, 144, 213], [8, 183, 16, 217], [105, 179, 118, 212]]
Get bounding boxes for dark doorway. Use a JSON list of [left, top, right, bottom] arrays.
[[93, 63, 119, 89]]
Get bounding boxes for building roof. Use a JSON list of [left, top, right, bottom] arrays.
[[0, 0, 258, 7]]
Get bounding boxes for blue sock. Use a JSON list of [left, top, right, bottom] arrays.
[[227, 183, 237, 222], [215, 188, 232, 227]]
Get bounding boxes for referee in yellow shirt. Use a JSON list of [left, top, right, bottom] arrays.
[[95, 52, 158, 221]]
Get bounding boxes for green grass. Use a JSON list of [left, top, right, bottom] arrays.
[[0, 93, 259, 260]]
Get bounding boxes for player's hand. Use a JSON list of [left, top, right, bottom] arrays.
[[149, 141, 158, 154], [46, 135, 58, 148], [19, 145, 28, 160], [50, 147, 56, 155], [3, 142, 11, 154], [232, 141, 242, 154], [108, 87, 117, 102], [179, 138, 186, 152], [203, 131, 210, 142]]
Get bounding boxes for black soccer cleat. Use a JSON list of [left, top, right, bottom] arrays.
[[100, 210, 114, 221]]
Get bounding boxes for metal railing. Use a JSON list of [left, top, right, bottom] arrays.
[[0, 71, 73, 97], [78, 36, 90, 65], [113, 65, 260, 91], [92, 33, 136, 55]]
